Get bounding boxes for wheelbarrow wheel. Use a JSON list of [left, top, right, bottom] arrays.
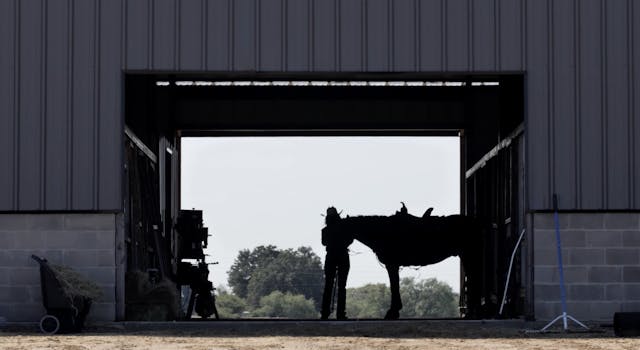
[[39, 315, 60, 335]]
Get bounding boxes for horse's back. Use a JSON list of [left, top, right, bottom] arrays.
[[375, 214, 481, 266]]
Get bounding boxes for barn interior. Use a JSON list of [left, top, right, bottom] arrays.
[[123, 74, 526, 320]]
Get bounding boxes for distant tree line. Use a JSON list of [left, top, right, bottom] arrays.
[[214, 245, 459, 319], [345, 278, 459, 318]]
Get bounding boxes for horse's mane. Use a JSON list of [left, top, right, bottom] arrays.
[[342, 215, 391, 221]]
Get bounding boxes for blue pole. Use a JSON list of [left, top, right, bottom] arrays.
[[553, 194, 568, 327]]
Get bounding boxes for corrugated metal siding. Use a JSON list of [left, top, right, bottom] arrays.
[[0, 0, 123, 211], [0, 0, 16, 210], [0, 0, 637, 211]]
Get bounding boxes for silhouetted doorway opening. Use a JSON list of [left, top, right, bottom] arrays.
[[123, 74, 526, 320], [181, 136, 461, 319]]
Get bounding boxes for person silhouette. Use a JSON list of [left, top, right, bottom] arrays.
[[320, 207, 353, 320]]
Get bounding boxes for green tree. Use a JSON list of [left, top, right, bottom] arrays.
[[246, 247, 324, 308], [215, 290, 248, 319], [345, 278, 459, 319], [345, 283, 390, 318], [228, 246, 324, 310], [253, 291, 318, 318], [399, 277, 459, 318], [227, 245, 280, 299]]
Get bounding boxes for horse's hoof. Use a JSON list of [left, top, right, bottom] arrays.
[[384, 310, 400, 320]]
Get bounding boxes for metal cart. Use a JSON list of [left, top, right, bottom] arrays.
[[31, 255, 92, 334]]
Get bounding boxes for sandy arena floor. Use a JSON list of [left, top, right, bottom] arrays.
[[1, 321, 639, 350]]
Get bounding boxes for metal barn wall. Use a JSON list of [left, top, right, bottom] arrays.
[[0, 0, 638, 212]]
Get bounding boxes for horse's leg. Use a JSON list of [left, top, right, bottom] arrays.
[[384, 264, 401, 320]]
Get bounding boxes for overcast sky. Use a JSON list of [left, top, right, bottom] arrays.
[[181, 137, 461, 291]]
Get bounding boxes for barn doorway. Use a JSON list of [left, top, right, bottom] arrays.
[[123, 74, 526, 320], [181, 135, 461, 319]]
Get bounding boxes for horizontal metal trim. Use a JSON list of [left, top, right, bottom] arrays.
[[168, 80, 476, 87], [180, 129, 462, 137]]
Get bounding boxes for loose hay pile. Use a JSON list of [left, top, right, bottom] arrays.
[[126, 271, 181, 321], [50, 264, 103, 301]]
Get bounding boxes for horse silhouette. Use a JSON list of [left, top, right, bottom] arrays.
[[321, 204, 485, 320]]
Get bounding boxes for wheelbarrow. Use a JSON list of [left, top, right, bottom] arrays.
[[31, 255, 92, 334]]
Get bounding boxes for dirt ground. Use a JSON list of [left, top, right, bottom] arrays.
[[1, 321, 639, 350]]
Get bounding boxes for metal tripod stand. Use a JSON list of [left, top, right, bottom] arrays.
[[539, 194, 588, 332]]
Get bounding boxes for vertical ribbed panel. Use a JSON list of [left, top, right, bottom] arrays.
[[366, 0, 388, 71], [605, 0, 631, 209], [45, 0, 70, 210], [578, 0, 605, 209], [498, 0, 524, 70], [0, 0, 16, 210], [233, 0, 256, 70], [472, 0, 496, 71], [0, 0, 638, 211], [206, 0, 231, 70], [312, 0, 336, 71], [153, 0, 176, 70], [526, 0, 551, 209], [287, 0, 311, 71], [98, 0, 123, 210], [551, 0, 577, 208], [179, 0, 204, 70], [71, 0, 97, 210], [392, 0, 417, 71], [446, 0, 469, 71], [18, 0, 44, 210], [634, 0, 640, 208], [125, 0, 149, 70], [419, 0, 443, 70], [258, 0, 283, 71], [339, 0, 363, 71]]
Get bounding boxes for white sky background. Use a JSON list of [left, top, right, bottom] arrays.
[[181, 137, 461, 292]]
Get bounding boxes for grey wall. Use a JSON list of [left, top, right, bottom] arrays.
[[533, 212, 640, 321], [1, 0, 639, 211], [0, 213, 116, 322]]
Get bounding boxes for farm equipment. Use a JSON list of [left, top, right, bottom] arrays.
[[175, 209, 219, 320], [31, 255, 98, 334]]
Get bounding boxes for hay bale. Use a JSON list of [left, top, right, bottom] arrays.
[[125, 271, 181, 321]]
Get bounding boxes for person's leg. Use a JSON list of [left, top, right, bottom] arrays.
[[321, 255, 337, 319], [336, 258, 350, 320]]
